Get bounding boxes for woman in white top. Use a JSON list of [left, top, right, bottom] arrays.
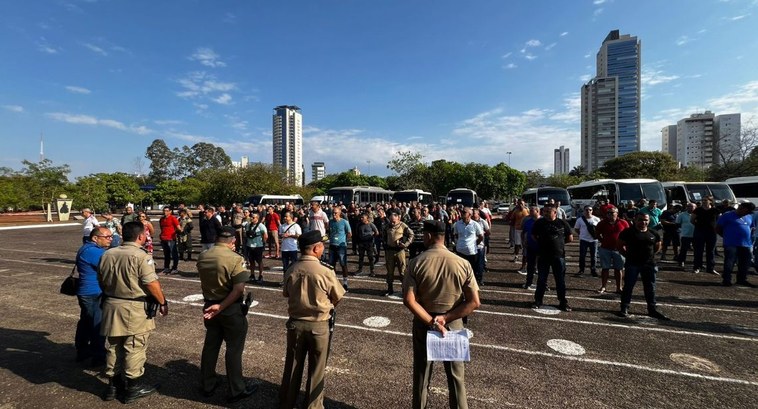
[[279, 211, 302, 274]]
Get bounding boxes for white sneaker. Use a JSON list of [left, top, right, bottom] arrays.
[[517, 270, 527, 276], [597, 287, 606, 294]]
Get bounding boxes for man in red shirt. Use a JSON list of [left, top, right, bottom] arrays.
[[265, 206, 282, 258], [159, 206, 183, 274], [595, 207, 629, 294]]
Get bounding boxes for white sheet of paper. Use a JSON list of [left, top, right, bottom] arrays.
[[426, 329, 470, 362]]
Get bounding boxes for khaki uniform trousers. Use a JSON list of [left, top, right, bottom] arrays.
[[105, 332, 150, 379], [412, 317, 467, 409], [385, 248, 406, 290], [279, 319, 330, 409], [201, 305, 248, 396]]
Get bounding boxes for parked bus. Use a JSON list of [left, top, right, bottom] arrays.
[[327, 186, 394, 206], [567, 179, 667, 210], [244, 194, 304, 207], [392, 189, 433, 205], [521, 186, 572, 217], [662, 181, 737, 206], [446, 188, 478, 208], [726, 176, 758, 204]]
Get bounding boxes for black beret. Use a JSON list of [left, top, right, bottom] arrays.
[[219, 226, 236, 238], [423, 220, 446, 234], [298, 230, 323, 248]]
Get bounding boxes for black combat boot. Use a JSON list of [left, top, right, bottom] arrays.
[[124, 376, 159, 404], [103, 375, 125, 401]]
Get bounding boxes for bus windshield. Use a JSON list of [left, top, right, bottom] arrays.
[[328, 189, 354, 204], [618, 182, 666, 207], [535, 188, 570, 205], [447, 191, 476, 207], [688, 183, 735, 203]]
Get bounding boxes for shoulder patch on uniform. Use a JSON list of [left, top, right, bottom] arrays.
[[319, 261, 335, 270], [147, 259, 154, 265]]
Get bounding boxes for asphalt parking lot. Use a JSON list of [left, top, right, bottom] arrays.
[[0, 219, 757, 408]]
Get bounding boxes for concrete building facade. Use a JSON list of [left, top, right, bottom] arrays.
[[553, 145, 570, 175], [272, 105, 303, 186], [312, 161, 325, 183], [661, 125, 677, 158], [580, 30, 641, 172]]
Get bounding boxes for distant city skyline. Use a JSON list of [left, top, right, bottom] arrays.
[[1, 2, 757, 179]]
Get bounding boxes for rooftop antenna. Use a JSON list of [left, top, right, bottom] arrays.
[[40, 132, 44, 162]]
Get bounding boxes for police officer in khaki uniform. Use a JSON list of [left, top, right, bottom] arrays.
[[197, 227, 257, 403], [98, 221, 168, 403], [402, 220, 481, 409], [382, 209, 413, 296], [279, 230, 345, 409]]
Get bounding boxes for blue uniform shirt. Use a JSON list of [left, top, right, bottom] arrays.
[[717, 210, 753, 248], [329, 218, 351, 246], [76, 242, 106, 296]]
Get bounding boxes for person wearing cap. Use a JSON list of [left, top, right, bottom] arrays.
[[197, 226, 257, 403], [402, 220, 481, 409], [716, 201, 757, 287], [531, 204, 573, 311], [382, 208, 414, 296], [279, 230, 345, 409]]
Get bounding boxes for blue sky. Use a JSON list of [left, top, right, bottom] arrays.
[[2, 0, 758, 182]]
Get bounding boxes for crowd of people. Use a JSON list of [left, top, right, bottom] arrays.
[[72, 195, 756, 407]]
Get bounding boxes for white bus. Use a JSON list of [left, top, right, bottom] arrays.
[[327, 186, 394, 206], [521, 186, 572, 216], [662, 182, 736, 206], [726, 176, 758, 204], [244, 194, 304, 207], [446, 188, 478, 208], [567, 179, 667, 210], [393, 189, 433, 205]]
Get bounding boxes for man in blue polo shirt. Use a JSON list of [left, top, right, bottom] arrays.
[[716, 202, 757, 287], [74, 226, 112, 366], [329, 207, 352, 290]]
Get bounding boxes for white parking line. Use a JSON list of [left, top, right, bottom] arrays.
[[0, 223, 79, 230], [166, 296, 758, 387]]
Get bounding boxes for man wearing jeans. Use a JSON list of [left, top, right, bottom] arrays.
[[531, 205, 573, 312], [617, 213, 669, 320], [328, 207, 352, 290], [520, 206, 541, 289], [574, 206, 600, 278], [74, 227, 112, 366], [158, 206, 182, 274], [717, 202, 757, 287]]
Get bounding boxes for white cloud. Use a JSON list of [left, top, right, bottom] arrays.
[[550, 94, 581, 123], [189, 47, 227, 68], [545, 43, 557, 51], [65, 85, 91, 94], [730, 14, 749, 20], [82, 42, 107, 56], [501, 52, 512, 59], [642, 67, 680, 87], [154, 119, 185, 126], [593, 0, 606, 4], [504, 63, 517, 69], [708, 80, 758, 113], [37, 37, 60, 54], [212, 93, 233, 105], [579, 74, 592, 82], [594, 8, 604, 16], [676, 35, 692, 46], [2, 105, 24, 113], [177, 71, 236, 98], [525, 39, 542, 47], [560, 32, 569, 37], [524, 54, 537, 61], [46, 112, 153, 135]]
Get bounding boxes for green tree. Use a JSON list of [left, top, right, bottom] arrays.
[[20, 159, 71, 208], [197, 164, 288, 205], [71, 175, 110, 212], [599, 151, 679, 181], [523, 169, 546, 188], [153, 178, 206, 205], [145, 139, 174, 182], [544, 173, 583, 188]]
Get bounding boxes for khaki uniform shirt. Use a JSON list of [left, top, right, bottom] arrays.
[[383, 222, 413, 250], [197, 244, 250, 301], [99, 242, 159, 337], [402, 246, 479, 314], [284, 255, 345, 321]]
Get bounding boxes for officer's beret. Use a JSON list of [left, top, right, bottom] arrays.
[[219, 226, 236, 238], [423, 220, 446, 234], [298, 230, 323, 248]]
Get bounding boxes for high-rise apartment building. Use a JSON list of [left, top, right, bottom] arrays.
[[312, 161, 325, 183], [661, 125, 677, 158], [553, 145, 570, 175], [580, 30, 641, 173], [272, 105, 303, 186], [664, 111, 741, 167]]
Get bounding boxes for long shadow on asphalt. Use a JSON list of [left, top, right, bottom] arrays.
[[0, 327, 102, 397], [656, 294, 758, 309], [37, 257, 75, 265]]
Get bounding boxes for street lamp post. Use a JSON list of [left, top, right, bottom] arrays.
[[506, 151, 512, 167]]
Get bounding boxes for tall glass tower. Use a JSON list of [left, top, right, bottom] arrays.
[[272, 105, 303, 186], [581, 30, 641, 172]]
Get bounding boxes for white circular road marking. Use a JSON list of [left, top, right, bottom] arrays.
[[363, 316, 391, 328], [533, 306, 561, 315], [547, 339, 586, 356], [670, 353, 721, 373]]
